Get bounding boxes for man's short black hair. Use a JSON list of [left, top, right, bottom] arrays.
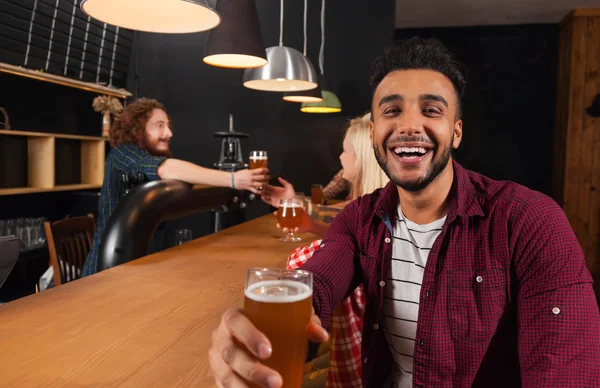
[[369, 37, 466, 119]]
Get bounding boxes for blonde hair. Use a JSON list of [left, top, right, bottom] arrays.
[[345, 113, 389, 199]]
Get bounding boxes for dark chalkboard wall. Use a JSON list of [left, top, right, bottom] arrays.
[[396, 24, 559, 195]]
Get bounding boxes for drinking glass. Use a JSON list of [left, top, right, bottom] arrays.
[[244, 268, 313, 388], [175, 229, 192, 245], [277, 198, 304, 242]]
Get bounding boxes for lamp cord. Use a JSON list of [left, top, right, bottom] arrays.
[[303, 0, 307, 55], [319, 0, 325, 75], [279, 0, 284, 46]]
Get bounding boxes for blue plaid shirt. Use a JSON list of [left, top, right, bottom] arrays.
[[82, 143, 166, 276]]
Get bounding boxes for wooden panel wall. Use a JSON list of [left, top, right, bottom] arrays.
[[554, 9, 600, 298]]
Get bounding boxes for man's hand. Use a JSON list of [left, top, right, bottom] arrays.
[[261, 177, 295, 207], [209, 308, 328, 388], [235, 168, 270, 194]]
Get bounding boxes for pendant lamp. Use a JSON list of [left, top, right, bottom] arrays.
[[301, 0, 341, 113], [243, 0, 318, 92], [80, 0, 220, 34], [283, 0, 322, 103], [203, 0, 267, 69]]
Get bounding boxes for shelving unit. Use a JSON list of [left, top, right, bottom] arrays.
[[0, 130, 108, 196], [0, 61, 131, 99]]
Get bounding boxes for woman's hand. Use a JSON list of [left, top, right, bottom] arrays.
[[261, 177, 295, 207]]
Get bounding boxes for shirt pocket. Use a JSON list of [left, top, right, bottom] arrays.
[[447, 268, 507, 342]]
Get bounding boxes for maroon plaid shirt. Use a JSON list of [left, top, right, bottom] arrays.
[[302, 160, 600, 388]]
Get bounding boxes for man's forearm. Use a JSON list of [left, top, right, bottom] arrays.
[[157, 158, 230, 187]]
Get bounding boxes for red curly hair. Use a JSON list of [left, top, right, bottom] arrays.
[[110, 98, 168, 147]]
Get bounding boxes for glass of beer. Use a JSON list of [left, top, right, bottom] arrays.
[[311, 184, 325, 205], [244, 268, 313, 388], [249, 150, 268, 169], [249, 151, 268, 190], [277, 198, 304, 242]]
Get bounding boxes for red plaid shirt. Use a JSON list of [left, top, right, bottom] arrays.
[[287, 240, 365, 388], [301, 160, 600, 388]]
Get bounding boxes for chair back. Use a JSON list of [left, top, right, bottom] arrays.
[[44, 215, 95, 286]]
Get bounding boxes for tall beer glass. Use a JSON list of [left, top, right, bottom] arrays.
[[249, 151, 268, 190], [244, 268, 313, 388], [249, 150, 268, 169], [277, 198, 304, 242]]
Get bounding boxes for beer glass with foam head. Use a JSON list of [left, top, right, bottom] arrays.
[[244, 268, 313, 388], [277, 198, 304, 242], [249, 151, 268, 190], [249, 150, 268, 169]]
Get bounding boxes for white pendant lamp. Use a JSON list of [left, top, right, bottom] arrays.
[[283, 0, 323, 103], [80, 0, 221, 34], [301, 0, 342, 113], [243, 0, 318, 92]]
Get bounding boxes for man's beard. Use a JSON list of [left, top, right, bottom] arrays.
[[374, 134, 453, 192], [141, 136, 172, 158]]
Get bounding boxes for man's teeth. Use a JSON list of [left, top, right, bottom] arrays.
[[393, 147, 428, 155]]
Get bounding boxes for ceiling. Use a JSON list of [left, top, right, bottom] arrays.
[[395, 0, 600, 28]]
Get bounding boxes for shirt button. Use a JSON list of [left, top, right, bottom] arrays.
[[364, 357, 368, 364], [476, 275, 483, 283], [552, 307, 561, 315], [373, 324, 379, 330], [420, 339, 424, 346], [379, 281, 386, 287], [320, 243, 325, 248], [384, 237, 391, 244]]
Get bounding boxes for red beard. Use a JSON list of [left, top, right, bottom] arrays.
[[140, 135, 173, 158]]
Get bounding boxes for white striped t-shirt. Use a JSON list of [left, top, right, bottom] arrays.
[[382, 205, 445, 388]]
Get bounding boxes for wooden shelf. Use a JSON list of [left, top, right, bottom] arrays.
[[0, 184, 102, 196], [0, 131, 107, 196], [0, 61, 131, 99], [0, 129, 108, 141]]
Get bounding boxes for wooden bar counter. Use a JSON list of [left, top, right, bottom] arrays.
[[0, 214, 317, 387]]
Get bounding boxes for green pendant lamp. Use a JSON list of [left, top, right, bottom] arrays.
[[301, 0, 341, 113]]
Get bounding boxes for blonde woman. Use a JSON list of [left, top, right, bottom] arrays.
[[261, 113, 389, 387], [262, 113, 388, 237]]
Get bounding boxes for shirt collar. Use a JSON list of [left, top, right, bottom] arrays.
[[373, 160, 485, 223]]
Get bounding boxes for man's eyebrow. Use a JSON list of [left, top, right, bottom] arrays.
[[378, 94, 403, 107], [420, 93, 448, 107]]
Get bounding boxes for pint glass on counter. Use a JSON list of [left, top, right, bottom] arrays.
[[244, 268, 313, 388]]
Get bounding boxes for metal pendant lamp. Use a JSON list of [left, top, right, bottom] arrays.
[[301, 0, 341, 113], [243, 0, 318, 92], [203, 0, 267, 69], [80, 0, 221, 34], [283, 0, 323, 103]]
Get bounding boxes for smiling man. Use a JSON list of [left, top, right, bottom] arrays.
[[82, 98, 269, 276], [208, 38, 600, 387]]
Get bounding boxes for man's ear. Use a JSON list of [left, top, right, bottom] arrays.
[[453, 119, 463, 150]]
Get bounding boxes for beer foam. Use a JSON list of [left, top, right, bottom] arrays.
[[245, 280, 312, 303], [280, 203, 303, 208], [250, 156, 268, 160]]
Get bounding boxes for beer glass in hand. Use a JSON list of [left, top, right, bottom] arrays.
[[277, 198, 304, 242], [249, 151, 268, 190], [244, 268, 313, 388], [249, 150, 268, 169]]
